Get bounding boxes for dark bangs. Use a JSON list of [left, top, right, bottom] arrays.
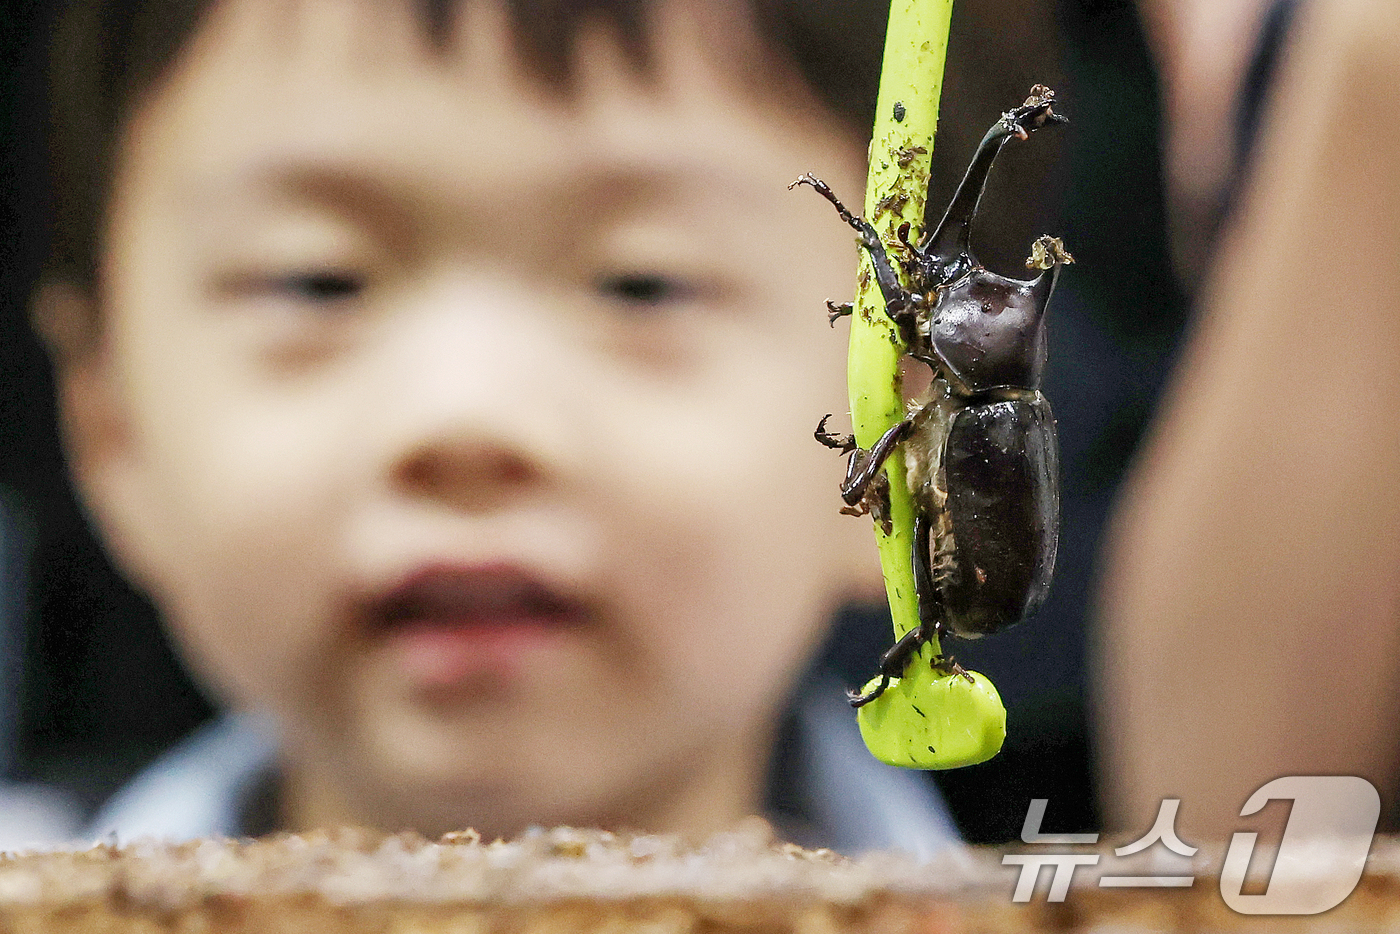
[[45, 0, 888, 290]]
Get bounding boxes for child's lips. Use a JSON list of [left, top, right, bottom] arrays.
[[367, 564, 591, 689]]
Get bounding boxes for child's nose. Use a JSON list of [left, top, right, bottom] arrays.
[[375, 289, 575, 511], [392, 425, 547, 511]]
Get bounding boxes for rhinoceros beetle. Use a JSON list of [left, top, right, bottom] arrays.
[[794, 86, 1071, 707]]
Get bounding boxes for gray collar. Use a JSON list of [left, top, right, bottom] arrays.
[[89, 687, 959, 857], [87, 713, 279, 842]]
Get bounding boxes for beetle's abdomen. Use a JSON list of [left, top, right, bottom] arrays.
[[940, 394, 1058, 637]]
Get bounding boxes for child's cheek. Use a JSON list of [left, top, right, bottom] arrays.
[[114, 337, 361, 708], [584, 322, 851, 706]]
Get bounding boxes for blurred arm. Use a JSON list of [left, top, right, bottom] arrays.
[[1097, 0, 1400, 838]]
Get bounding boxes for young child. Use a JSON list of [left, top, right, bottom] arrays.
[[34, 0, 962, 852]]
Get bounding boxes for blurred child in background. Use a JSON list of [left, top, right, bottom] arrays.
[[32, 0, 979, 850]]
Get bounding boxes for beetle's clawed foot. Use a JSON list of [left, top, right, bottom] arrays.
[[826, 301, 853, 326], [790, 173, 888, 263], [789, 173, 859, 227], [848, 625, 929, 707], [814, 414, 857, 452], [816, 415, 895, 532], [1004, 85, 1067, 140], [933, 654, 976, 684], [848, 646, 972, 707], [847, 675, 893, 708]]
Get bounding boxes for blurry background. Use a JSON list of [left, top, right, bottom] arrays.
[[0, 0, 1187, 843], [1, 0, 215, 834]]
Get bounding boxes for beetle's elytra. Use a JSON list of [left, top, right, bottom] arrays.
[[795, 86, 1071, 707]]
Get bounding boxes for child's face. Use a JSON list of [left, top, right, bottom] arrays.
[[71, 0, 876, 836]]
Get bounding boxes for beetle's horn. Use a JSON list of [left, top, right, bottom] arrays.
[[922, 87, 1067, 264]]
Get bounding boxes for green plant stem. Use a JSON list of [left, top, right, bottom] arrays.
[[849, 0, 954, 648]]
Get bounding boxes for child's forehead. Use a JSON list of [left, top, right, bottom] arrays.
[[165, 0, 772, 120], [127, 0, 858, 219]]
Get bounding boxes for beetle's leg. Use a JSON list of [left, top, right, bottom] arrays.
[[848, 624, 927, 708], [789, 174, 917, 330], [933, 655, 976, 684], [896, 222, 917, 254], [837, 417, 914, 508], [910, 517, 976, 685], [849, 511, 959, 707], [921, 86, 1067, 268], [912, 511, 971, 657], [814, 414, 857, 452], [817, 416, 892, 529], [841, 471, 893, 535], [826, 301, 853, 326], [912, 511, 944, 635]]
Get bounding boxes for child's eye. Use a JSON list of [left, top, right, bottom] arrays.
[[596, 272, 693, 309], [271, 270, 366, 304]]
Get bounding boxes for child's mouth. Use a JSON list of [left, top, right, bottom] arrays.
[[369, 564, 591, 690]]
